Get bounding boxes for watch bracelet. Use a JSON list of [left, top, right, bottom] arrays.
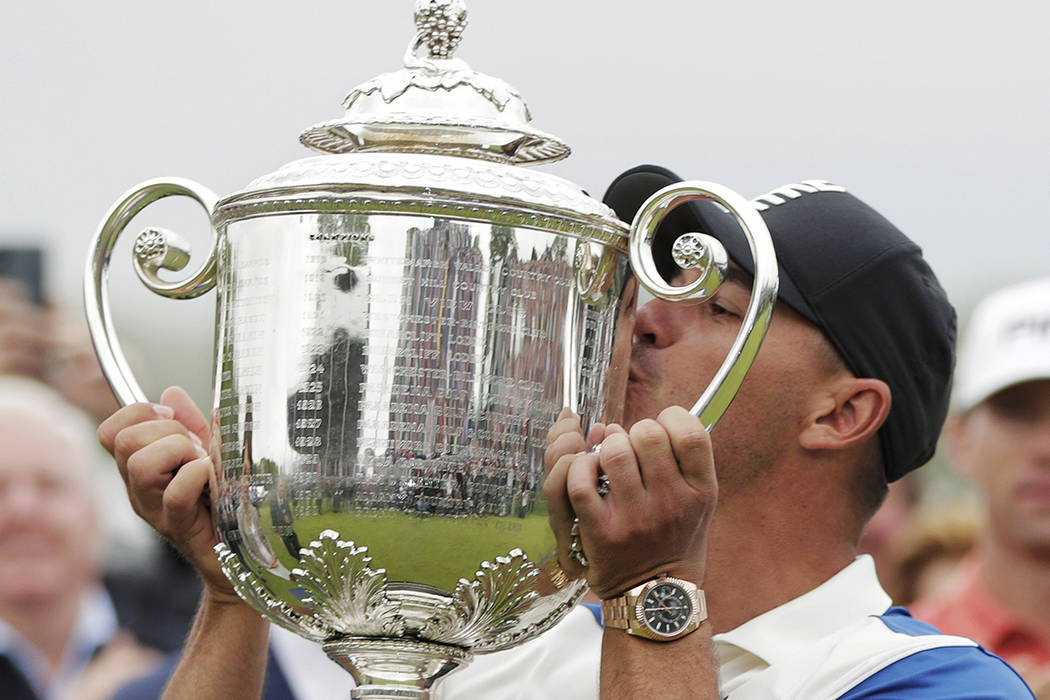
[[600, 595, 635, 629]]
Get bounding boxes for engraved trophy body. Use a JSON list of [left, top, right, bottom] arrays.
[[85, 2, 777, 697]]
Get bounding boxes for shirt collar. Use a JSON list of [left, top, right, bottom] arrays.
[[713, 555, 891, 668], [0, 586, 118, 700], [66, 586, 119, 666]]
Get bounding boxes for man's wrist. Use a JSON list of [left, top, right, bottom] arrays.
[[594, 564, 705, 601], [202, 586, 250, 609]]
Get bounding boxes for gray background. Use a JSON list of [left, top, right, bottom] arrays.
[[2, 0, 1046, 405]]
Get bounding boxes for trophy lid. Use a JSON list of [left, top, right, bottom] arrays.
[[299, 0, 569, 165], [218, 0, 625, 244]]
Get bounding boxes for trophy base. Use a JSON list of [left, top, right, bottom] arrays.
[[324, 637, 473, 700]]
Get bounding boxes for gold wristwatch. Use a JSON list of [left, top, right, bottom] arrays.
[[601, 575, 706, 641]]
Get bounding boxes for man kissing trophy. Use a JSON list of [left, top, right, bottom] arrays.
[[84, 1, 777, 697]]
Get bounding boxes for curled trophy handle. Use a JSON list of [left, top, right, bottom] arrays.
[[84, 178, 219, 406], [569, 182, 778, 568], [629, 180, 779, 431]]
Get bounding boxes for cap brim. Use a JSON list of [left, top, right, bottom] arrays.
[[956, 364, 1050, 412]]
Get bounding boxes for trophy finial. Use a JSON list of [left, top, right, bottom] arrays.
[[413, 0, 468, 59], [301, 0, 570, 164]]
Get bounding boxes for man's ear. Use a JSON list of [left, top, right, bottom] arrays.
[[799, 378, 891, 451]]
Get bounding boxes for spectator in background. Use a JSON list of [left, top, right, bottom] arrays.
[[912, 277, 1050, 697], [880, 501, 977, 606], [0, 377, 160, 700], [0, 279, 50, 380], [0, 277, 203, 654], [0, 279, 119, 423]]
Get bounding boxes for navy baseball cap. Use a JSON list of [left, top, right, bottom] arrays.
[[603, 164, 957, 482]]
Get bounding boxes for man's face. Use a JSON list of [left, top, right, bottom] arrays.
[[625, 272, 838, 492], [953, 379, 1050, 556], [0, 415, 99, 606]]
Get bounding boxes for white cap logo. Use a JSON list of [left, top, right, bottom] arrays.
[[955, 277, 1050, 410], [752, 180, 847, 211]]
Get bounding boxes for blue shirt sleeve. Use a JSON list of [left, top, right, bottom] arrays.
[[110, 648, 297, 700], [837, 645, 1035, 700], [110, 654, 178, 700]]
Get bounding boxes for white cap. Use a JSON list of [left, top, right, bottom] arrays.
[[954, 277, 1050, 411]]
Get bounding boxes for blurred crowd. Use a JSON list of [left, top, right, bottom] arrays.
[[859, 278, 1050, 697], [0, 270, 1047, 699], [0, 278, 202, 700]]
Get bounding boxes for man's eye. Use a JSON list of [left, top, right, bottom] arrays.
[[710, 302, 733, 317]]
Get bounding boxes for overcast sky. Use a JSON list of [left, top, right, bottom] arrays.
[[2, 0, 1046, 401]]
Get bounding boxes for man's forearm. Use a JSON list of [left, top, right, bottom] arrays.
[[163, 594, 269, 700], [600, 625, 719, 700]]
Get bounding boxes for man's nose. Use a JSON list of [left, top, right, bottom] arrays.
[[633, 298, 676, 349], [0, 482, 42, 519]]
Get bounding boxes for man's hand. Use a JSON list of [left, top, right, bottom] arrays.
[[98, 386, 238, 604], [547, 406, 717, 600], [543, 408, 606, 582], [0, 280, 120, 422], [0, 280, 50, 379], [47, 310, 120, 423]]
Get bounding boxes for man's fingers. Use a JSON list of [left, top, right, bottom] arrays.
[[124, 433, 207, 516], [622, 418, 680, 493], [565, 452, 605, 519], [0, 348, 47, 377], [162, 456, 215, 538], [544, 409, 587, 477], [555, 406, 575, 422], [160, 386, 210, 443], [99, 403, 176, 454], [543, 452, 578, 527], [542, 451, 589, 578], [545, 410, 583, 447], [598, 430, 644, 496], [585, 422, 607, 448], [657, 406, 717, 495], [544, 429, 587, 477], [110, 419, 193, 480], [0, 321, 50, 376]]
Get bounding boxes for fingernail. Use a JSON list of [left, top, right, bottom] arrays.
[[152, 404, 175, 418], [195, 445, 209, 459], [189, 432, 203, 447]]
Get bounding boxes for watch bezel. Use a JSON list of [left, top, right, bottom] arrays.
[[630, 576, 703, 641]]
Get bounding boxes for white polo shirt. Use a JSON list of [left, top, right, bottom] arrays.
[[435, 603, 603, 699], [272, 602, 605, 700], [208, 556, 1034, 699], [436, 555, 1032, 699], [713, 555, 1031, 698]]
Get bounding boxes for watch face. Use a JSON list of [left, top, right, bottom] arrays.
[[639, 582, 694, 637]]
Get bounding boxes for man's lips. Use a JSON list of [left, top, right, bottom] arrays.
[[628, 348, 652, 385]]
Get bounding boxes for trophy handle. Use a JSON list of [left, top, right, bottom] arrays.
[[84, 178, 220, 406], [628, 181, 779, 430]]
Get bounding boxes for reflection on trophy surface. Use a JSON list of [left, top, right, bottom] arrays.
[[86, 1, 776, 697], [86, 1, 631, 695]]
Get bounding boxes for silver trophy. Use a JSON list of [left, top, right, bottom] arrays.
[[85, 2, 776, 697]]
